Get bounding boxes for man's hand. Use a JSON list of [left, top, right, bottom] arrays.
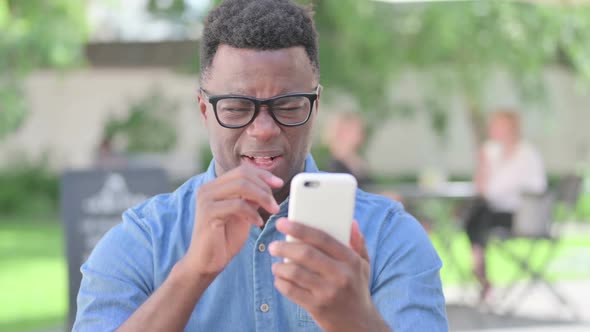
[[269, 218, 390, 332], [184, 164, 284, 278]]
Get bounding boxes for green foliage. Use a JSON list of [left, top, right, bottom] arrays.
[[554, 191, 590, 223], [573, 169, 590, 221], [0, 83, 27, 138], [309, 0, 399, 125], [310, 144, 331, 171], [0, 0, 87, 138], [383, 1, 590, 140], [199, 143, 214, 172], [576, 194, 590, 221], [104, 91, 179, 154], [192, 1, 590, 140], [0, 162, 58, 216], [148, 0, 187, 18]]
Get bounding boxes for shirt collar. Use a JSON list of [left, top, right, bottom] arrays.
[[303, 154, 319, 173]]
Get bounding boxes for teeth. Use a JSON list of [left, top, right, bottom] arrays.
[[243, 155, 277, 165], [246, 156, 274, 160], [253, 157, 272, 164]]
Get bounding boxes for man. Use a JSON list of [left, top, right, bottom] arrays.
[[73, 0, 448, 331]]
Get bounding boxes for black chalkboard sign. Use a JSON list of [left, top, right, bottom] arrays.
[[61, 168, 169, 328]]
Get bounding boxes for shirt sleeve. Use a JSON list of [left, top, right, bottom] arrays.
[[72, 209, 154, 332], [371, 210, 448, 332]]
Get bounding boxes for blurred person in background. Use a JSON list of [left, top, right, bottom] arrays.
[[324, 112, 374, 189], [94, 136, 127, 169], [464, 109, 547, 301], [324, 112, 404, 203]]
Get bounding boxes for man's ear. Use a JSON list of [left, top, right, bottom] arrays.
[[315, 85, 322, 114], [198, 93, 209, 124]]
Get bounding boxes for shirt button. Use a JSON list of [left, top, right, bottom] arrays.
[[260, 303, 270, 313], [258, 243, 266, 252]]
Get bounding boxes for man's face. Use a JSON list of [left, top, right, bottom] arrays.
[[198, 45, 319, 192]]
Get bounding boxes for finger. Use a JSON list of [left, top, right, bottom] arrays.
[[275, 218, 353, 262], [271, 262, 323, 292], [224, 166, 276, 196], [232, 164, 284, 189], [208, 199, 264, 226], [210, 177, 279, 214], [226, 165, 284, 209], [274, 276, 314, 308], [268, 240, 343, 278], [255, 169, 284, 189], [349, 220, 369, 262]]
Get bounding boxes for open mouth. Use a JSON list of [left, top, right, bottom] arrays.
[[241, 154, 283, 170]]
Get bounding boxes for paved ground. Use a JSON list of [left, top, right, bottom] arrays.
[[443, 222, 590, 331], [446, 279, 590, 331]]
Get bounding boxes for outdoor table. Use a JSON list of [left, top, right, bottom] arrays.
[[372, 181, 477, 290]]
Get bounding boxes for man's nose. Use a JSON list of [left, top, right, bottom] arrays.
[[246, 108, 281, 141]]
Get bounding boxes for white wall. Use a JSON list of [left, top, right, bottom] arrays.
[[0, 69, 208, 179], [1, 67, 588, 179]]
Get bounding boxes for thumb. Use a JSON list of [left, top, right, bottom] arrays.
[[350, 220, 369, 261]]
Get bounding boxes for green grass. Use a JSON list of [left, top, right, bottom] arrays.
[[1, 215, 589, 332], [431, 231, 590, 286], [0, 216, 67, 332]]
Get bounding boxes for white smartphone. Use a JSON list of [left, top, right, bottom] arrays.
[[286, 173, 357, 245]]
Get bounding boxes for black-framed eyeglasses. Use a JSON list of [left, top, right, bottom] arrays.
[[200, 85, 321, 129]]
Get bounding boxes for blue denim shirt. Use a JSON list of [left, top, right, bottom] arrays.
[[74, 155, 448, 331]]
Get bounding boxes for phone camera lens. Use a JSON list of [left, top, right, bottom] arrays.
[[304, 181, 319, 188]]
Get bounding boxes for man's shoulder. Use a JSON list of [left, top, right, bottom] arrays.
[[83, 172, 210, 285], [354, 189, 404, 217], [353, 189, 411, 231], [125, 171, 208, 228], [354, 189, 430, 246]]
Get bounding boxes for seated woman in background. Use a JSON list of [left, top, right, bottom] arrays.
[[465, 110, 547, 301]]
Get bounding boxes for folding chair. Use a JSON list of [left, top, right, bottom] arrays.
[[489, 175, 583, 317]]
